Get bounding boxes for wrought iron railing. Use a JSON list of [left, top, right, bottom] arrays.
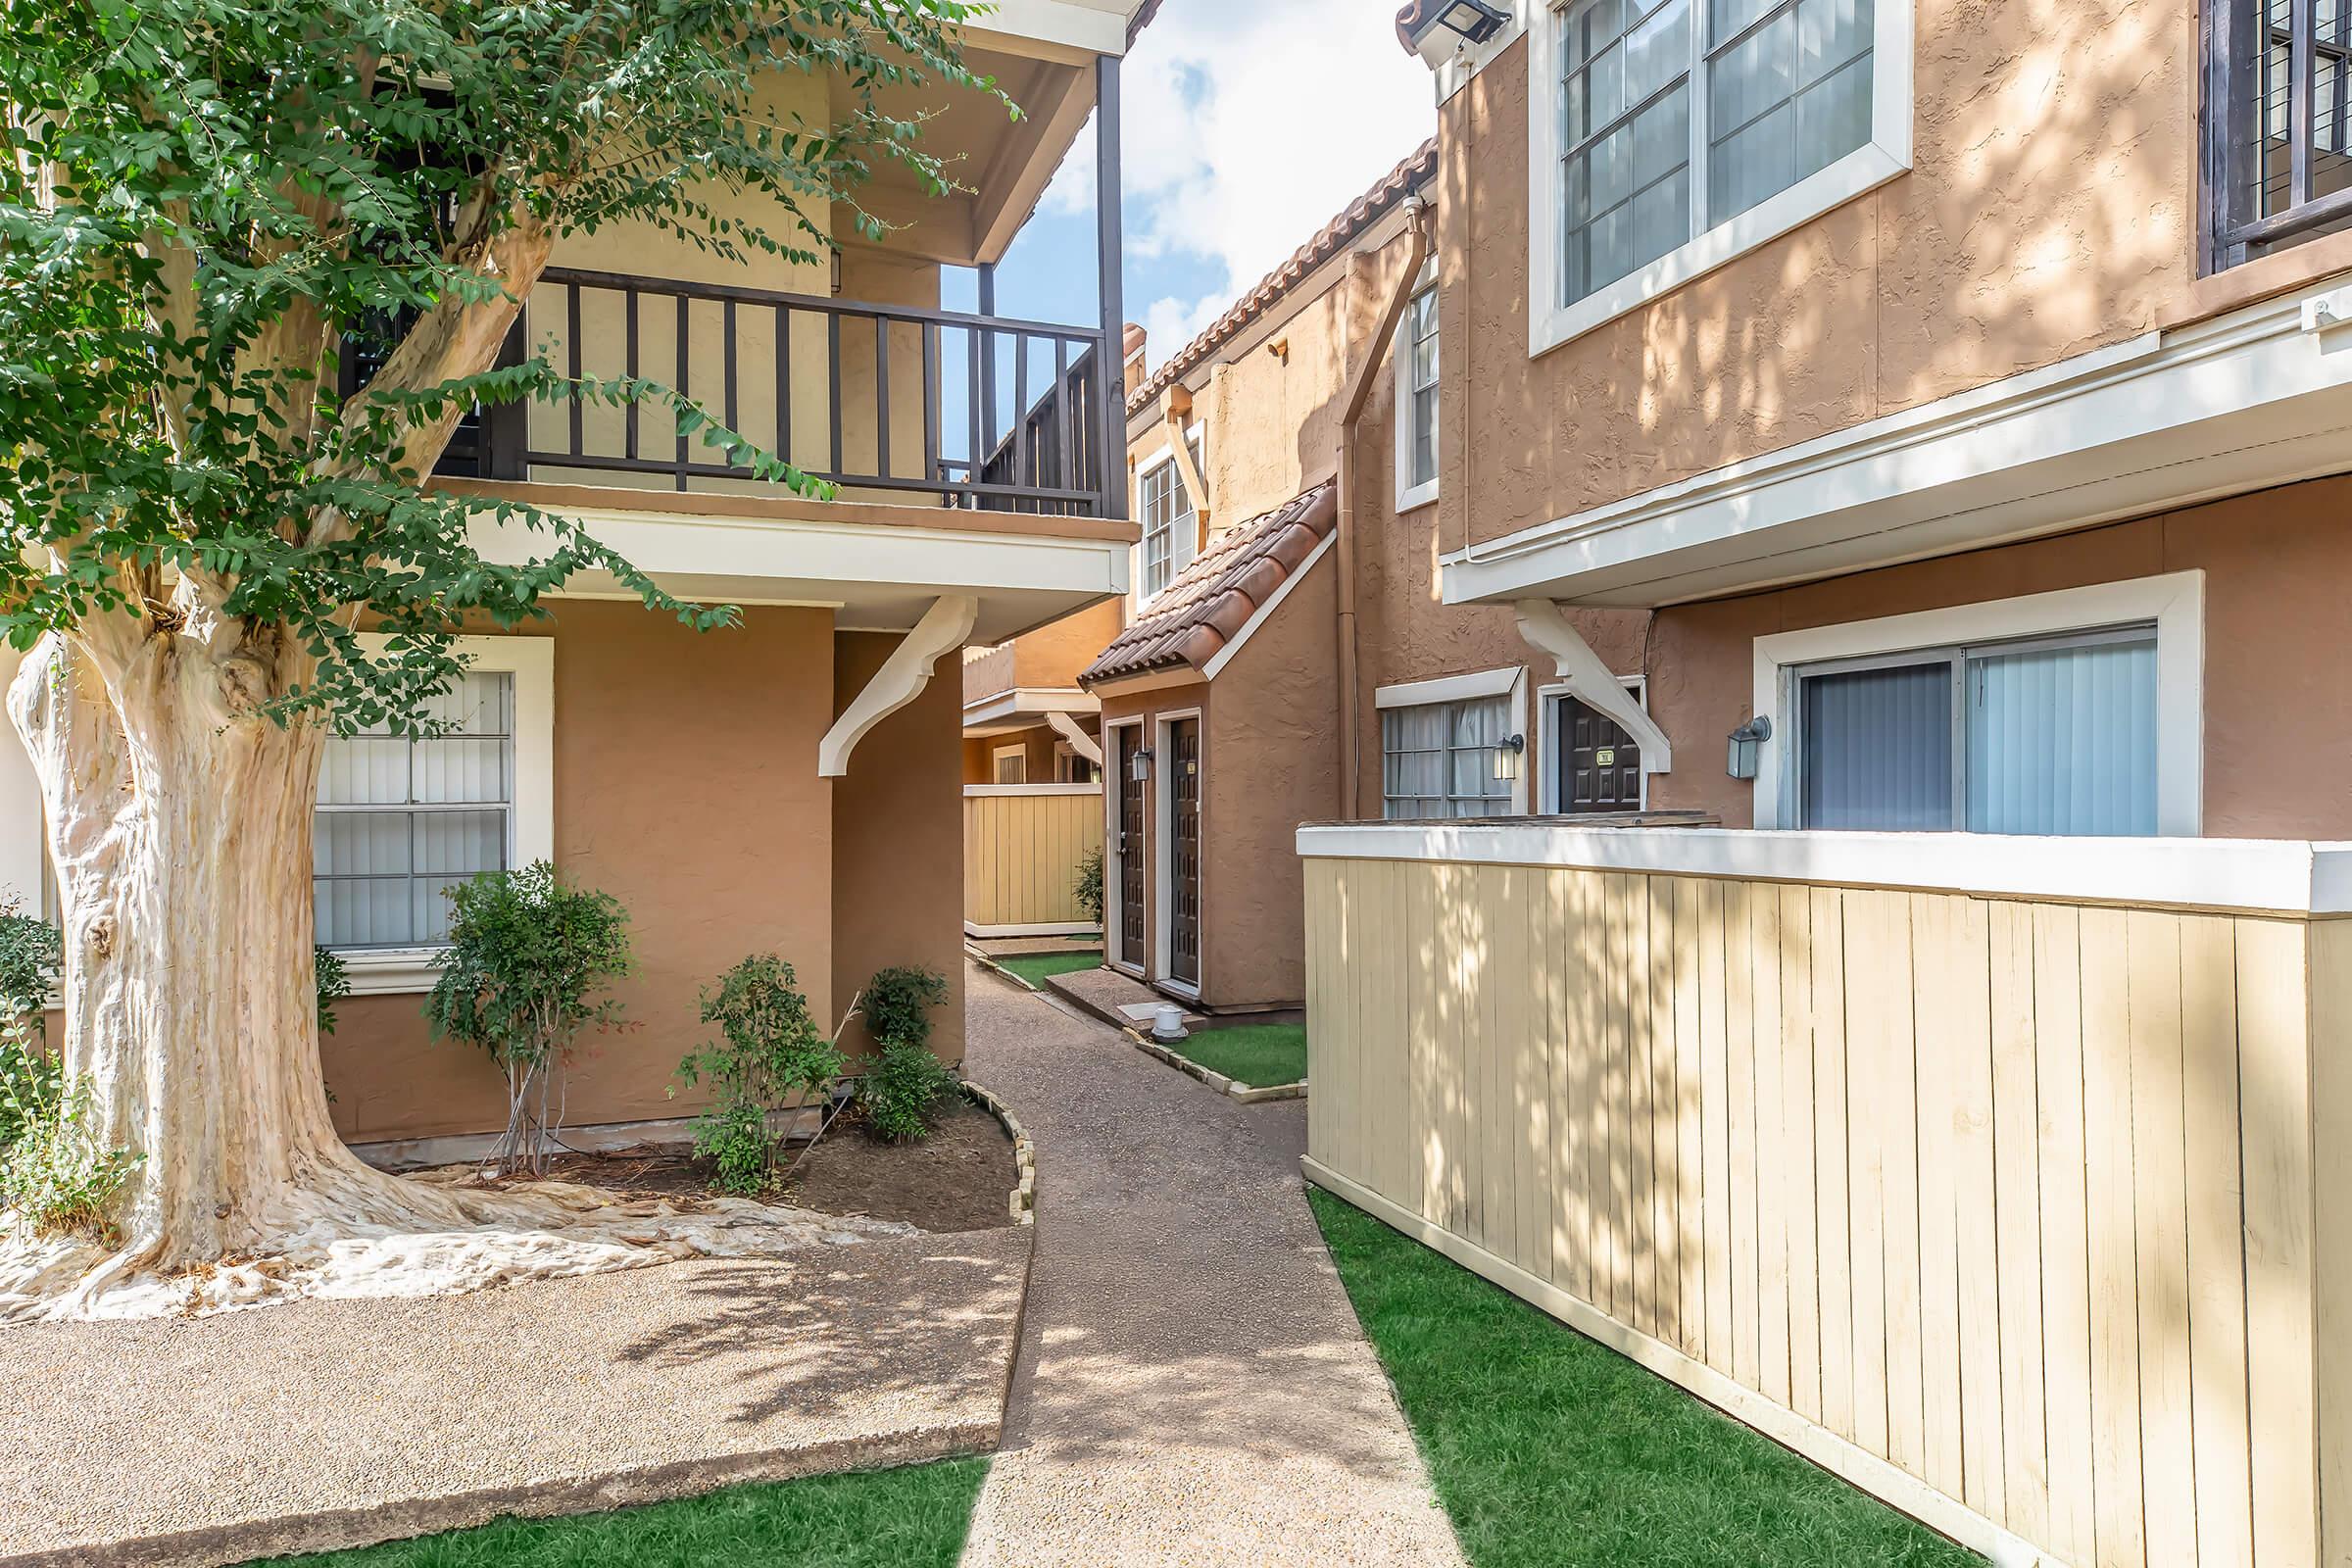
[[437, 267, 1115, 516], [2205, 0, 2352, 268]]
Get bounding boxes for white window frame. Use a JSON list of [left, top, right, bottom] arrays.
[[992, 743, 1029, 785], [1527, 0, 1914, 359], [329, 634, 557, 994], [1376, 667, 1533, 817], [1134, 428, 1202, 608], [1538, 674, 1649, 814], [1748, 572, 2204, 835], [1396, 263, 1441, 514]]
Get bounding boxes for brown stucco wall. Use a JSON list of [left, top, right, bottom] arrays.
[[960, 725, 1064, 786], [1203, 555, 1343, 1010], [1436, 11, 2312, 554], [833, 630, 966, 1065], [1642, 474, 2352, 839], [323, 603, 839, 1144]]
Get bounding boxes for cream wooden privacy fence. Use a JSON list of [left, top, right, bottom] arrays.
[[1298, 825, 2352, 1568], [963, 784, 1102, 938]]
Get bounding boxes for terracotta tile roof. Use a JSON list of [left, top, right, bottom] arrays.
[[1125, 137, 1438, 416], [1129, 0, 1164, 45], [1080, 480, 1337, 686]]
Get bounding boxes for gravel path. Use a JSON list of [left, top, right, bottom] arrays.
[[959, 963, 1464, 1568]]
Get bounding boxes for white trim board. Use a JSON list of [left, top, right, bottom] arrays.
[[965, 919, 1102, 939], [1751, 571, 2204, 836], [1295, 821, 2352, 917], [963, 783, 1103, 799], [1444, 276, 2352, 609], [1537, 676, 1648, 815], [1302, 1159, 2048, 1568], [1199, 533, 1335, 681], [961, 687, 1100, 727]]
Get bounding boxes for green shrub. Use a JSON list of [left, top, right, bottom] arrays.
[[860, 1039, 959, 1145], [425, 861, 632, 1178], [675, 955, 842, 1195], [0, 899, 63, 1152], [1073, 846, 1104, 926], [861, 964, 949, 1052], [856, 964, 954, 1143], [314, 945, 352, 1037], [1, 1076, 137, 1245]]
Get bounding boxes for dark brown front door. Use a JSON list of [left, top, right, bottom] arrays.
[[1557, 697, 1643, 813], [1169, 717, 1201, 987], [1115, 727, 1147, 967]]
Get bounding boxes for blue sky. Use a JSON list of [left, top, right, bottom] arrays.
[[941, 0, 1436, 380]]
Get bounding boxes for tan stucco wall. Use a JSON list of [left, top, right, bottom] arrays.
[[1641, 473, 2352, 839], [323, 603, 839, 1144], [961, 724, 1063, 787], [1435, 14, 2346, 553], [833, 630, 966, 1065], [1011, 598, 1123, 690]]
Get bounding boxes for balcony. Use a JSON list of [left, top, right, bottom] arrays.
[[439, 268, 1116, 518]]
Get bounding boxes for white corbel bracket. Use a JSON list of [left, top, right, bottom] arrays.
[[1046, 709, 1103, 765], [1515, 598, 1673, 774], [820, 595, 980, 778]]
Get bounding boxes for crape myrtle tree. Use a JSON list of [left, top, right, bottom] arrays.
[[0, 0, 993, 1311]]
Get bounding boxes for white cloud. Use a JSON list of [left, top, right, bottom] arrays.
[[1141, 292, 1227, 361], [1044, 0, 1436, 372]]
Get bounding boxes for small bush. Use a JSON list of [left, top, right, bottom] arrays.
[[860, 1039, 959, 1145], [676, 955, 842, 1195], [426, 861, 632, 1178], [0, 899, 62, 1152], [1, 1076, 137, 1245], [856, 964, 954, 1143], [1073, 846, 1104, 926], [314, 945, 352, 1037]]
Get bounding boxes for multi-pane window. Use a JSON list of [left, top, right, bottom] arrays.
[[1382, 696, 1515, 820], [2205, 0, 2352, 268], [1404, 283, 1440, 493], [1556, 0, 1874, 306], [1791, 626, 2158, 836], [1138, 435, 1201, 601], [314, 671, 514, 949]]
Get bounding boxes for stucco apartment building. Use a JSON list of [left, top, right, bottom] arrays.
[[0, 2, 1157, 1156], [958, 140, 1653, 1010], [1294, 4, 2352, 1568]]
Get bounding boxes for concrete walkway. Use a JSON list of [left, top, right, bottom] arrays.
[[960, 963, 1464, 1568]]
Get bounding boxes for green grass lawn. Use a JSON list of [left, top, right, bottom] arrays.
[[993, 950, 1103, 990], [263, 1458, 989, 1568], [1174, 1023, 1307, 1087], [1310, 1191, 1984, 1568]]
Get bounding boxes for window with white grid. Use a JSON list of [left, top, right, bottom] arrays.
[[314, 670, 514, 950], [1138, 435, 1201, 602], [1382, 696, 1514, 820]]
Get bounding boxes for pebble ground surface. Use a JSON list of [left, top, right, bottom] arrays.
[[959, 962, 1464, 1568]]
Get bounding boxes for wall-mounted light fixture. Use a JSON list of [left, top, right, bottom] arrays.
[[1493, 732, 1526, 783], [1400, 0, 1512, 64], [1727, 715, 1772, 781], [1130, 747, 1154, 784]]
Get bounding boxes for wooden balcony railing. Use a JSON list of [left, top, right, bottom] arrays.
[[436, 267, 1116, 516]]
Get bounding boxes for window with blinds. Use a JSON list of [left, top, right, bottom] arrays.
[[1791, 626, 2159, 836], [1382, 696, 1515, 820], [314, 670, 515, 950]]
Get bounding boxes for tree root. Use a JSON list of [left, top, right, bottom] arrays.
[[0, 1162, 909, 1323]]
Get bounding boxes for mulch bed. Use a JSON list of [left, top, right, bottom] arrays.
[[518, 1097, 1018, 1234]]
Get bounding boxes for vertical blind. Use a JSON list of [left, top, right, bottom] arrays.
[[1794, 628, 2158, 836], [1383, 696, 1514, 820], [314, 671, 515, 949]]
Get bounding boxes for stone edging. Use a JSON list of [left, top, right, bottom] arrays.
[[1120, 1027, 1308, 1104], [958, 1079, 1037, 1225], [964, 946, 1037, 991]]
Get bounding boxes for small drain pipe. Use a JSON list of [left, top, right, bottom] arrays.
[[1335, 192, 1432, 820]]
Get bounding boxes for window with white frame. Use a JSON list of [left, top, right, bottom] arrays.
[[1138, 433, 1203, 602], [1382, 695, 1515, 820], [1790, 625, 2159, 836], [1397, 274, 1440, 508], [994, 745, 1029, 785], [315, 669, 515, 950], [1534, 0, 1907, 350]]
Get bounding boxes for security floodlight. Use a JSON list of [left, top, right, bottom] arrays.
[[1399, 0, 1512, 66]]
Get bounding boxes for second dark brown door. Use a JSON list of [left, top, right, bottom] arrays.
[[1115, 727, 1147, 968], [1169, 717, 1201, 987], [1557, 696, 1643, 813]]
